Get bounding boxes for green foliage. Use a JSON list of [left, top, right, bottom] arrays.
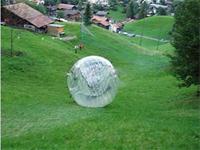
[[44, 0, 60, 5], [109, 0, 118, 11], [1, 0, 6, 6], [138, 1, 148, 19], [93, 4, 106, 11], [171, 0, 183, 13], [126, 0, 139, 19], [61, 0, 79, 5], [57, 10, 64, 18], [77, 0, 85, 10], [160, 0, 166, 5], [108, 5, 126, 21], [83, 3, 92, 26], [170, 0, 200, 87], [26, 1, 47, 14], [157, 7, 167, 15]]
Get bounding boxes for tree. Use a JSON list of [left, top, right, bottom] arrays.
[[109, 0, 117, 11], [160, 0, 165, 5], [26, 1, 47, 14], [1, 0, 6, 6], [57, 10, 64, 19], [78, 0, 83, 10], [61, 0, 79, 5], [170, 0, 200, 92], [171, 0, 182, 13], [93, 4, 105, 11], [138, 1, 148, 19], [83, 2, 92, 26], [44, 0, 57, 5], [126, 0, 139, 19], [157, 7, 167, 15]]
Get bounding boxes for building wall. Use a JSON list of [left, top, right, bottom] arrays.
[[47, 26, 64, 36], [65, 14, 80, 21], [2, 8, 47, 33], [2, 8, 29, 27]]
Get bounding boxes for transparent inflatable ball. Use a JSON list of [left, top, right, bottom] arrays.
[[67, 56, 119, 107]]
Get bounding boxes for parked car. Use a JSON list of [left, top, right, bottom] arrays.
[[122, 32, 128, 35], [127, 33, 136, 37]]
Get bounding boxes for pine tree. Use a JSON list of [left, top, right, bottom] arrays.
[[109, 0, 117, 11], [160, 0, 165, 5], [170, 0, 200, 91], [1, 0, 6, 6], [138, 1, 148, 19], [126, 0, 139, 19], [157, 7, 167, 15], [57, 10, 64, 19], [83, 2, 92, 26]]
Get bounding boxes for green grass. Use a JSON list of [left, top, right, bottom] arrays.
[[1, 24, 200, 149], [108, 5, 126, 21], [124, 16, 174, 40]]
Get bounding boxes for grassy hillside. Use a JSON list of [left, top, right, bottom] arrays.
[[1, 24, 200, 149], [124, 16, 174, 40], [108, 6, 126, 21]]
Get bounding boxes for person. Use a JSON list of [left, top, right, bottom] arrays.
[[74, 45, 79, 53], [79, 43, 84, 50]]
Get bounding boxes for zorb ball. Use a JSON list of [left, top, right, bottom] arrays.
[[67, 56, 119, 107]]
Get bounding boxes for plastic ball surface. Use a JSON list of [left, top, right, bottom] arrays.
[[67, 56, 119, 107]]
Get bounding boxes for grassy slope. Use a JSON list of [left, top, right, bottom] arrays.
[[1, 24, 200, 149], [108, 5, 126, 21], [124, 16, 174, 40]]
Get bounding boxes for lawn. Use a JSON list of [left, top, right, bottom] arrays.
[[108, 5, 126, 21], [1, 24, 200, 149], [124, 16, 174, 40]]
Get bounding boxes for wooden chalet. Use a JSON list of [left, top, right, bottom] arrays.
[[2, 3, 53, 32], [57, 3, 76, 10], [63, 10, 80, 21], [91, 15, 110, 29]]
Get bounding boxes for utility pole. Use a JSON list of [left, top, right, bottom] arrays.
[[139, 17, 145, 46], [10, 28, 13, 57], [156, 27, 162, 51]]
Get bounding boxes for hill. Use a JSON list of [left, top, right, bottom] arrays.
[[108, 5, 126, 21], [124, 16, 174, 40], [1, 24, 199, 149]]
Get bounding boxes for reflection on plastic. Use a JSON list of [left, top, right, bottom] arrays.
[[67, 56, 119, 107]]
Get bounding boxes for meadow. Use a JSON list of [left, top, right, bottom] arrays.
[[108, 5, 126, 21], [1, 16, 200, 149], [124, 16, 174, 40]]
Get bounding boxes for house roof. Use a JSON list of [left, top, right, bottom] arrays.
[[112, 22, 123, 29], [96, 11, 108, 16], [92, 15, 108, 22], [57, 3, 75, 10], [3, 3, 53, 28], [100, 20, 109, 26], [92, 15, 109, 27], [64, 10, 80, 15]]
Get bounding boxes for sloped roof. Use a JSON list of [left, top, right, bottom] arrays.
[[96, 11, 108, 16], [64, 10, 80, 15], [57, 3, 75, 10], [3, 3, 53, 28], [100, 20, 109, 26], [92, 15, 108, 22], [113, 22, 123, 28], [92, 15, 109, 27]]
